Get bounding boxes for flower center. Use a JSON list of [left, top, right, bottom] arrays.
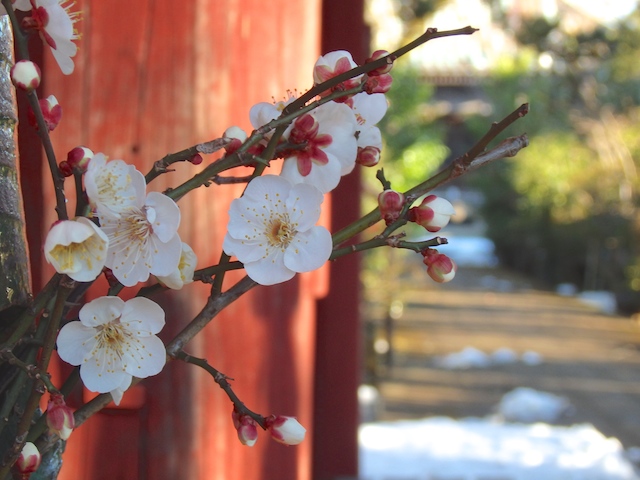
[[95, 321, 129, 357], [265, 214, 296, 249]]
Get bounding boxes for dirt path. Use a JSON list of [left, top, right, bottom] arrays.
[[364, 263, 640, 449]]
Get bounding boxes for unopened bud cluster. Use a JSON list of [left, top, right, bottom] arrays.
[[232, 407, 306, 447]]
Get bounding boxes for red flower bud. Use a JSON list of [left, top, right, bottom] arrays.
[[365, 50, 394, 75], [422, 249, 457, 283], [11, 60, 41, 91], [378, 189, 405, 225], [46, 393, 75, 440], [15, 442, 41, 476], [408, 195, 456, 232], [356, 146, 381, 167], [265, 415, 306, 446]]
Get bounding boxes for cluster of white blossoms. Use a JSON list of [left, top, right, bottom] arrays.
[[45, 150, 191, 401], [224, 50, 390, 285]]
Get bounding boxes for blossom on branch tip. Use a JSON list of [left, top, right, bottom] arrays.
[[46, 393, 74, 440], [313, 50, 360, 101], [56, 296, 167, 395], [44, 217, 108, 282], [265, 415, 306, 446], [408, 195, 456, 232], [101, 191, 182, 287], [23, 0, 79, 75], [365, 50, 394, 76], [156, 242, 197, 290], [279, 101, 357, 193], [350, 92, 387, 165], [66, 146, 93, 173], [10, 60, 41, 91], [232, 409, 258, 447], [15, 442, 41, 475], [84, 153, 146, 219], [223, 175, 332, 286], [422, 249, 457, 283]]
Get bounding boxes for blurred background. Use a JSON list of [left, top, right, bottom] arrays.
[[359, 1, 640, 478]]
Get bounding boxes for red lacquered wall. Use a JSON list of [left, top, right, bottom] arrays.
[[20, 1, 366, 479]]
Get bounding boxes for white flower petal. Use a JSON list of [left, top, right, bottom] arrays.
[[109, 376, 132, 406], [286, 183, 324, 231], [79, 296, 125, 327], [283, 226, 332, 273], [81, 359, 130, 393], [148, 233, 182, 277], [56, 322, 97, 365], [351, 92, 388, 128], [122, 335, 166, 378], [280, 154, 342, 193], [120, 297, 165, 335], [244, 249, 295, 286], [144, 192, 180, 242]]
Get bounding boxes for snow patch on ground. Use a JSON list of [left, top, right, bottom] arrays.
[[359, 388, 638, 480], [434, 347, 543, 369]]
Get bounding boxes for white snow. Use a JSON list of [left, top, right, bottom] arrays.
[[434, 347, 543, 369], [497, 387, 572, 423], [359, 388, 640, 479]]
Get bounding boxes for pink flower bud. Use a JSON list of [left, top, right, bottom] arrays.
[[15, 442, 41, 475], [378, 189, 405, 225], [364, 73, 393, 94], [422, 249, 457, 283], [188, 153, 203, 165], [11, 60, 41, 91], [365, 50, 394, 75], [58, 160, 74, 177], [231, 408, 258, 447], [265, 415, 306, 446], [224, 126, 248, 154], [46, 394, 75, 440], [29, 95, 63, 131], [408, 195, 456, 232], [66, 147, 94, 173], [356, 145, 381, 167]]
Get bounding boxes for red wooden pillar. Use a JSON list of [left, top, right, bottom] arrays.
[[22, 1, 343, 479], [314, 1, 368, 479]]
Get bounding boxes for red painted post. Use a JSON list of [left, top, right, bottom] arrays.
[[314, 1, 368, 479]]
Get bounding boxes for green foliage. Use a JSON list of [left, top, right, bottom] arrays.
[[373, 65, 449, 193]]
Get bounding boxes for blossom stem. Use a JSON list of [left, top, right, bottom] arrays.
[[0, 274, 61, 352], [330, 236, 446, 260], [285, 26, 478, 115], [331, 106, 530, 246], [165, 275, 257, 357], [175, 350, 266, 429], [3, 3, 68, 221]]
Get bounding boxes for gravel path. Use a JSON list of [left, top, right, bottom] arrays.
[[364, 263, 640, 449]]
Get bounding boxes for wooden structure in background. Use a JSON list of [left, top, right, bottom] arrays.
[[17, 1, 365, 479]]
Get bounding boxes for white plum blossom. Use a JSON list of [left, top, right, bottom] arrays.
[[101, 191, 182, 287], [223, 175, 332, 286], [313, 50, 361, 97], [109, 375, 132, 406], [44, 217, 108, 282], [350, 92, 387, 150], [156, 242, 197, 290], [56, 296, 166, 395], [279, 101, 358, 193], [25, 0, 79, 75], [85, 153, 146, 220], [249, 94, 296, 134]]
